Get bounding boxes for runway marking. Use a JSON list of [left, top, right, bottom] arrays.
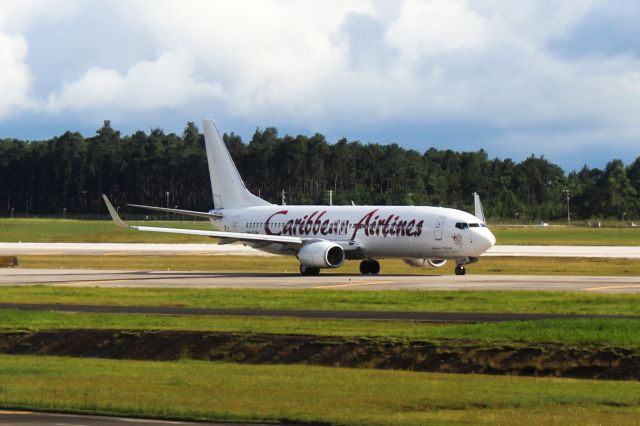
[[584, 284, 640, 291], [31, 251, 65, 255], [0, 410, 32, 414], [314, 280, 395, 289], [104, 252, 139, 256], [54, 278, 137, 287], [176, 252, 213, 256], [117, 418, 186, 424]]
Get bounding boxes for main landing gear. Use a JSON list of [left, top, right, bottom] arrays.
[[299, 265, 320, 276], [360, 259, 380, 275], [454, 265, 466, 276]]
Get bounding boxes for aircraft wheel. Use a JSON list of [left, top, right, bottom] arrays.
[[360, 260, 380, 275], [455, 265, 466, 276], [300, 265, 320, 276]]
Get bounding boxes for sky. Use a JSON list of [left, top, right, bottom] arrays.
[[0, 0, 639, 171]]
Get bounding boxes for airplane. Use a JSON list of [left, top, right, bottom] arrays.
[[103, 119, 496, 276]]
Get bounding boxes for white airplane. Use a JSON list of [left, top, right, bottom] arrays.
[[103, 119, 496, 276]]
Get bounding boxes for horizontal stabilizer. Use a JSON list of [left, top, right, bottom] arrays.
[[127, 203, 222, 219], [102, 194, 303, 247]]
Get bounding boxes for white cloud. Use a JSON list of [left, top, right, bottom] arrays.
[[0, 30, 31, 117], [2, 0, 640, 161], [386, 0, 491, 57], [111, 1, 637, 131], [120, 0, 375, 119], [469, 0, 598, 48], [0, 0, 82, 118], [0, 0, 81, 32], [46, 51, 222, 112]]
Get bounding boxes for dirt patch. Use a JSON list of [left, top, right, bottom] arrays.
[[1, 330, 639, 380], [0, 256, 18, 267]]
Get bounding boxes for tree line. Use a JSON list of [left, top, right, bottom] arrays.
[[1, 120, 638, 221]]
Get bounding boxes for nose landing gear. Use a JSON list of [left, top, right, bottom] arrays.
[[453, 256, 477, 276], [360, 259, 380, 275], [454, 265, 466, 276]]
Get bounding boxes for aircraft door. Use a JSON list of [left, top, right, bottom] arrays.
[[434, 216, 445, 241], [232, 215, 240, 232]]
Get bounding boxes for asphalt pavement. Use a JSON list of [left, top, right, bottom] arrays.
[[1, 242, 639, 258], [1, 269, 640, 293], [0, 410, 267, 426]]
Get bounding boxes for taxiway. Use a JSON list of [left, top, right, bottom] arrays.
[[0, 410, 261, 425], [1, 269, 640, 293], [1, 242, 639, 258], [0, 302, 635, 322]]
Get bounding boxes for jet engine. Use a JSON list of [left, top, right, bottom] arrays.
[[298, 241, 345, 268], [403, 258, 447, 268]]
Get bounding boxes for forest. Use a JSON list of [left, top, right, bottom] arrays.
[[1, 120, 638, 221]]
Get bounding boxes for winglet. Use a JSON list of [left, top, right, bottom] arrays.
[[102, 194, 129, 229], [473, 192, 487, 224]]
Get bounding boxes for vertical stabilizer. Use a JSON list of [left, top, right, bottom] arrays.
[[202, 119, 271, 209], [473, 192, 486, 223]]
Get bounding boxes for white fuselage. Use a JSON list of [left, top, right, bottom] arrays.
[[103, 119, 496, 274], [210, 205, 495, 260]]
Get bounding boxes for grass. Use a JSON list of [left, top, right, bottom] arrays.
[[2, 218, 640, 245], [0, 355, 639, 425], [2, 286, 640, 315], [0, 218, 212, 243], [492, 225, 640, 246], [5, 286, 640, 346], [1, 310, 640, 347], [16, 254, 640, 276]]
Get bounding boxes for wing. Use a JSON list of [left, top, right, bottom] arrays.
[[102, 195, 304, 247]]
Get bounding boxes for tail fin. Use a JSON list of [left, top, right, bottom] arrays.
[[473, 192, 486, 224], [202, 119, 271, 209]]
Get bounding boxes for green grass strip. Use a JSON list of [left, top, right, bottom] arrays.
[[2, 287, 640, 315], [0, 355, 639, 425], [493, 225, 640, 246], [3, 218, 640, 245], [2, 310, 640, 347], [0, 219, 212, 243]]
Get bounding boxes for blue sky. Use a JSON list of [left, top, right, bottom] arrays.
[[0, 0, 639, 171]]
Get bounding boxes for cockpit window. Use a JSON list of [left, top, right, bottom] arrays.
[[456, 222, 487, 229]]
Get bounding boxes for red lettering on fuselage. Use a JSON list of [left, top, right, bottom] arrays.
[[349, 210, 422, 239], [263, 209, 424, 240], [264, 210, 288, 235]]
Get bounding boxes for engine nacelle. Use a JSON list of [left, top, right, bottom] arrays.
[[298, 241, 345, 268], [403, 258, 447, 269]]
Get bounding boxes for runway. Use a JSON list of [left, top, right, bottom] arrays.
[[1, 268, 640, 293], [1, 242, 640, 258]]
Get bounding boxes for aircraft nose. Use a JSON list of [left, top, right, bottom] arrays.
[[487, 229, 496, 247], [475, 228, 496, 253]]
